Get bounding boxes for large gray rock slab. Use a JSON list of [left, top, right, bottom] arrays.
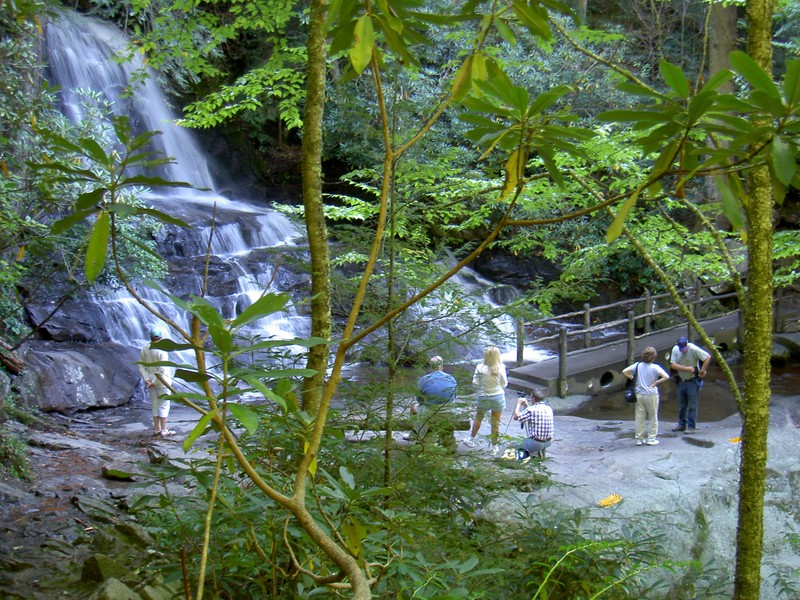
[[14, 341, 140, 413], [484, 392, 800, 599]]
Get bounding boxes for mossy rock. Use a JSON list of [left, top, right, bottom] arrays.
[[81, 553, 127, 583]]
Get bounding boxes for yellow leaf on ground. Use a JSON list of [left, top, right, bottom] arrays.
[[728, 437, 742, 443], [598, 493, 622, 507]]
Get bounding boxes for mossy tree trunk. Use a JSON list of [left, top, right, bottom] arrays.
[[299, 1, 373, 596], [734, 0, 775, 597], [300, 0, 332, 417]]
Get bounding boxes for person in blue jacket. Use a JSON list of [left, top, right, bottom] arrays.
[[412, 356, 458, 450]]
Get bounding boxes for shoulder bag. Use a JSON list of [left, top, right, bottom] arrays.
[[624, 363, 639, 404]]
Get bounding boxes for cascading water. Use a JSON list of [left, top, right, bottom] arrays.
[[43, 11, 307, 358], [449, 268, 553, 363], [42, 10, 538, 373]]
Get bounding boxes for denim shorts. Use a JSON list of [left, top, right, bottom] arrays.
[[476, 393, 506, 413]]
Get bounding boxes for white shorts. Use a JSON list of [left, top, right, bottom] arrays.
[[148, 387, 171, 418]]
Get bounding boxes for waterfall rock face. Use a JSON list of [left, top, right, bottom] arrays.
[[15, 342, 141, 413], [15, 11, 313, 413]]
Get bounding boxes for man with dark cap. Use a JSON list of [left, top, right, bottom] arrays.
[[139, 325, 175, 436], [669, 336, 711, 434]]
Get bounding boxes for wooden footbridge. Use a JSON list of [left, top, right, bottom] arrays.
[[506, 284, 794, 398]]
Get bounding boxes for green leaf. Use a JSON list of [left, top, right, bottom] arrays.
[[749, 89, 788, 117], [615, 81, 669, 101], [494, 17, 517, 45], [150, 339, 194, 352], [184, 410, 216, 452], [304, 441, 317, 477], [228, 404, 259, 434], [85, 211, 110, 283], [686, 90, 717, 123], [232, 337, 328, 355], [714, 175, 746, 230], [188, 296, 226, 329], [344, 515, 366, 558], [458, 556, 480, 574], [50, 208, 96, 235], [700, 68, 734, 93], [770, 137, 797, 186], [350, 14, 374, 74], [538, 146, 564, 188], [374, 14, 415, 66], [501, 147, 524, 199], [783, 59, 800, 107], [231, 292, 290, 329], [451, 55, 474, 102], [77, 136, 111, 165], [136, 207, 192, 227], [75, 188, 107, 212], [340, 465, 355, 489], [174, 368, 212, 383], [261, 368, 319, 379], [729, 50, 782, 99], [512, 0, 552, 39], [242, 376, 288, 412], [102, 468, 137, 481], [659, 59, 690, 99], [528, 85, 570, 116], [606, 189, 640, 243], [208, 323, 235, 354], [121, 174, 196, 189]]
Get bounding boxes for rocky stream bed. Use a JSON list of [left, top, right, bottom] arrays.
[[1, 355, 800, 599]]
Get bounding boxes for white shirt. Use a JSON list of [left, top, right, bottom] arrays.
[[472, 362, 508, 396], [139, 343, 173, 389], [623, 361, 669, 396]]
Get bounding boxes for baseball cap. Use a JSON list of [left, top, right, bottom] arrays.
[[677, 336, 689, 350], [149, 325, 164, 339]]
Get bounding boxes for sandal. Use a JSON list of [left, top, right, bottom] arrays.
[[160, 429, 177, 436]]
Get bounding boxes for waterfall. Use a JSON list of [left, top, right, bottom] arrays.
[[44, 11, 306, 356], [449, 268, 553, 363], [42, 10, 539, 373], [45, 11, 215, 190]]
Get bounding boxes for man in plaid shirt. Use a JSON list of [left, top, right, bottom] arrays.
[[512, 389, 554, 460]]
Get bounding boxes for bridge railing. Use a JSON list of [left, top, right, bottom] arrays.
[[514, 282, 791, 369]]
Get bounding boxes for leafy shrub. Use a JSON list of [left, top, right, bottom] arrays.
[[0, 426, 30, 480]]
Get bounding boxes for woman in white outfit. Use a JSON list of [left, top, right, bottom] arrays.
[[466, 346, 508, 454], [139, 325, 175, 436]]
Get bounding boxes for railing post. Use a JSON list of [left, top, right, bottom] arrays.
[[583, 303, 591, 349], [558, 327, 568, 398], [627, 309, 635, 364], [690, 279, 701, 341], [516, 317, 525, 366], [644, 290, 652, 334], [738, 309, 744, 348], [774, 287, 784, 333]]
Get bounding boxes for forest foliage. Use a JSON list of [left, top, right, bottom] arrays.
[[1, 0, 799, 598]]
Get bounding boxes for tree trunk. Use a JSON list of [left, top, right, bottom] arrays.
[[709, 2, 737, 93], [707, 2, 738, 216], [734, 1, 775, 597], [297, 2, 372, 597], [300, 0, 332, 417]]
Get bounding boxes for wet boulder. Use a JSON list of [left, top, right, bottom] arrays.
[[14, 341, 140, 413]]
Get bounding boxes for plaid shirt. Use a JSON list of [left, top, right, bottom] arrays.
[[519, 402, 554, 441]]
